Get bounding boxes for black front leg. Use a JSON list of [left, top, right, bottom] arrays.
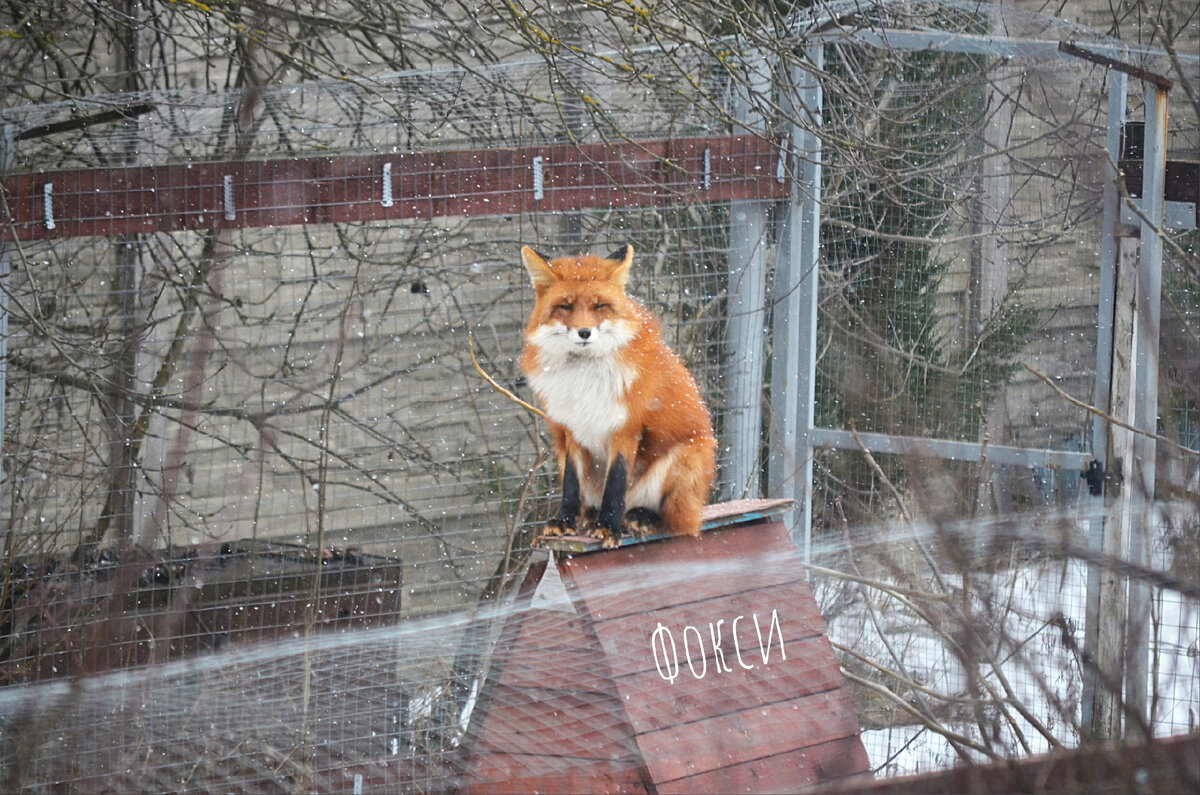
[[590, 454, 627, 549], [545, 454, 582, 536]]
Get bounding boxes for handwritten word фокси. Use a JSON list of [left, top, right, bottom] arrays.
[[650, 610, 786, 684]]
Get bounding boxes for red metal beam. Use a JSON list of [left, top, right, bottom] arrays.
[[1, 134, 788, 242]]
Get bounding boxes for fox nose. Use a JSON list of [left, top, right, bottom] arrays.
[[576, 328, 592, 340]]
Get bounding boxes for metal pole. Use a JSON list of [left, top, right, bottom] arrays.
[[768, 47, 822, 559], [1097, 232, 1140, 740], [1083, 67, 1126, 736], [724, 51, 771, 500], [1125, 80, 1167, 740], [0, 126, 12, 527], [806, 427, 1090, 470], [770, 68, 803, 539]]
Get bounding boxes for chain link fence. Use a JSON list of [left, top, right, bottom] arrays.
[[0, 1, 1196, 790]]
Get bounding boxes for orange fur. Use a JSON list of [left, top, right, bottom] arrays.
[[520, 245, 716, 546]]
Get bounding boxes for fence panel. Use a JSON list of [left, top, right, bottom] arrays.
[[0, 5, 1196, 790]]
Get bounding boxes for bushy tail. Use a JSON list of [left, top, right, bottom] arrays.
[[660, 437, 717, 537]]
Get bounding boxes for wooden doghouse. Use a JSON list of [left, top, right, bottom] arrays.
[[457, 499, 871, 794], [0, 540, 402, 683]]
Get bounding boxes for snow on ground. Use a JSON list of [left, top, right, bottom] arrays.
[[821, 553, 1199, 777]]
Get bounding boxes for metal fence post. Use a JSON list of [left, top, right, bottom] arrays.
[[769, 47, 823, 559], [0, 125, 12, 520], [724, 51, 772, 500], [1125, 79, 1168, 740], [1096, 231, 1139, 740], [1083, 67, 1126, 739]]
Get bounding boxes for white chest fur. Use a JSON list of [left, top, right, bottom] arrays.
[[527, 350, 635, 457]]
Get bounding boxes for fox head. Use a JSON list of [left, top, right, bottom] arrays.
[[521, 245, 639, 360]]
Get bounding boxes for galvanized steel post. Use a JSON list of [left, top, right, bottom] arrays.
[[1124, 79, 1168, 740], [725, 51, 772, 500], [770, 47, 823, 560], [1083, 67, 1127, 739]]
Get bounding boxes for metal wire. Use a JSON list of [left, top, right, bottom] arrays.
[[0, 9, 1196, 790]]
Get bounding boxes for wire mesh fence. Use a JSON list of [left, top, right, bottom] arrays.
[[0, 1, 1197, 791]]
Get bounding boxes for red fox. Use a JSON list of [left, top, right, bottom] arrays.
[[520, 244, 716, 548]]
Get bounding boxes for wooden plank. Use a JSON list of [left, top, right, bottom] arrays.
[[497, 646, 616, 695], [823, 732, 1199, 795], [460, 749, 643, 778], [468, 685, 639, 759], [460, 508, 869, 793], [561, 515, 869, 789], [558, 521, 803, 622], [455, 561, 547, 777], [614, 633, 846, 735], [507, 607, 595, 652], [634, 688, 863, 784], [655, 735, 873, 794], [459, 559, 648, 791], [535, 497, 795, 554], [460, 753, 650, 795], [1, 134, 788, 242], [497, 609, 615, 694], [585, 578, 829, 679], [701, 497, 795, 524]]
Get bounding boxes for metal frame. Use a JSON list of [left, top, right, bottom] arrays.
[[0, 126, 11, 515], [1082, 67, 1128, 736], [769, 20, 1174, 741], [807, 428, 1093, 470], [770, 47, 823, 561], [0, 7, 1182, 744], [772, 29, 1125, 556], [1124, 77, 1168, 739], [724, 52, 773, 500]]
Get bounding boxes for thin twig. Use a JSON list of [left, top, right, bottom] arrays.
[[847, 419, 951, 594], [847, 419, 911, 520], [467, 332, 545, 420], [838, 668, 1001, 760], [803, 561, 950, 604], [831, 516, 971, 764], [1024, 365, 1200, 457]]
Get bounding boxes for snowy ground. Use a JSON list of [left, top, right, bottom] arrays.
[[821, 551, 1199, 777]]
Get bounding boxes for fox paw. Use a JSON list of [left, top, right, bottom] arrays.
[[624, 508, 661, 536], [542, 520, 575, 537], [586, 524, 622, 549], [578, 508, 600, 534]]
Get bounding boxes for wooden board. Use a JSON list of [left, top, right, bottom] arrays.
[[461, 755, 651, 795], [0, 540, 402, 684], [456, 560, 653, 795], [657, 736, 872, 795], [534, 497, 796, 554], [2, 135, 788, 242], [459, 500, 870, 794], [556, 517, 870, 791], [819, 732, 1199, 795], [556, 522, 803, 623]]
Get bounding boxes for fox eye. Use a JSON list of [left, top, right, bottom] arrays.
[[553, 303, 572, 313], [594, 303, 610, 311]]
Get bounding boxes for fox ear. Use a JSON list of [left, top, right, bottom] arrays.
[[521, 246, 556, 291], [608, 244, 634, 291]]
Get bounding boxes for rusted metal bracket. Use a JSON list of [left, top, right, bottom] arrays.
[[1057, 41, 1172, 92]]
